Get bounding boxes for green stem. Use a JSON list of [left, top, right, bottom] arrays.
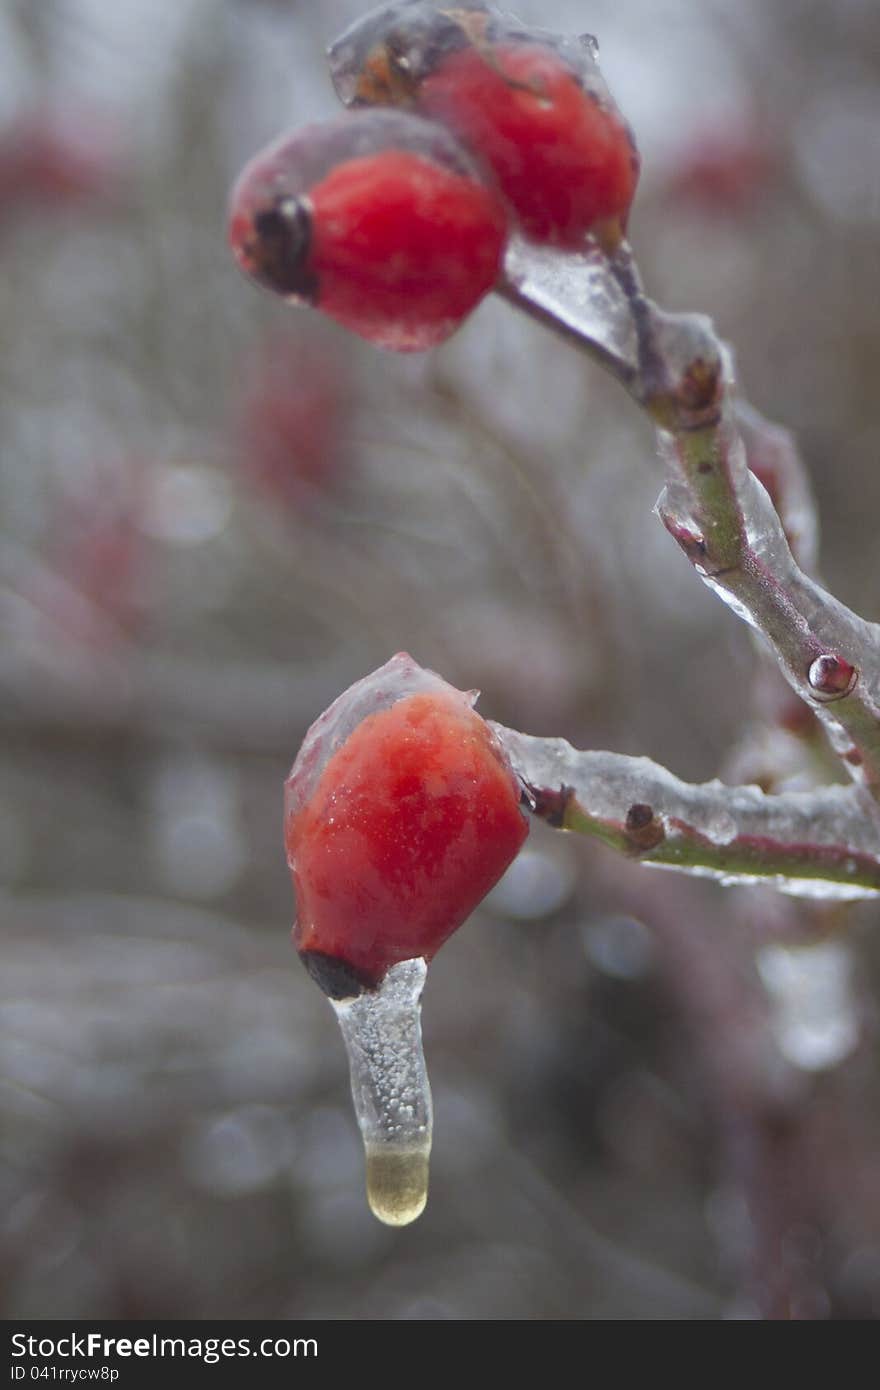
[[494, 724, 880, 900]]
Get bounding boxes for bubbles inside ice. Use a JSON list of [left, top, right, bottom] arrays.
[[330, 957, 432, 1227]]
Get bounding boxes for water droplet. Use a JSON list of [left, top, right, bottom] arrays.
[[331, 957, 432, 1227], [705, 809, 737, 845], [807, 653, 857, 700]]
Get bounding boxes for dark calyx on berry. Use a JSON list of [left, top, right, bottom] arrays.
[[247, 196, 318, 301], [329, 2, 482, 107], [299, 949, 374, 1000]]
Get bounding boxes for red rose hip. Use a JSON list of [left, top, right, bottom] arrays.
[[285, 653, 528, 1226], [228, 111, 508, 351], [286, 652, 528, 991], [418, 42, 638, 248], [329, 2, 639, 249]]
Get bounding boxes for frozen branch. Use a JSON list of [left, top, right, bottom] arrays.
[[492, 723, 880, 901], [500, 241, 880, 796], [655, 379, 880, 795]]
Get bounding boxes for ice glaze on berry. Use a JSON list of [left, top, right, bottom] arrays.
[[286, 655, 529, 989]]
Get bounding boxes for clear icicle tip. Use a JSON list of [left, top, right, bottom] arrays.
[[331, 956, 432, 1227]]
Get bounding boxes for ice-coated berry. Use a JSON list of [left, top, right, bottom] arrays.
[[328, 2, 639, 248], [418, 43, 637, 247], [285, 653, 529, 991], [228, 110, 508, 351]]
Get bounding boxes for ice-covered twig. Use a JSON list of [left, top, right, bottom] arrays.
[[655, 379, 880, 795], [492, 724, 880, 900], [720, 410, 826, 790], [499, 238, 691, 409], [733, 402, 820, 577], [500, 241, 880, 795]]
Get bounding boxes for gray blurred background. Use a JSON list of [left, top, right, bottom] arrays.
[[2, 0, 880, 1320]]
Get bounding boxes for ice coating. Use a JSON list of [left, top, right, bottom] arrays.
[[499, 238, 638, 384], [285, 652, 474, 824], [307, 151, 506, 351], [328, 2, 638, 250], [735, 402, 820, 575], [492, 722, 880, 900], [228, 112, 507, 352], [329, 2, 612, 119], [288, 656, 529, 985], [328, 1, 482, 107], [229, 110, 489, 252], [415, 41, 637, 246], [657, 407, 880, 790], [287, 656, 528, 1225], [332, 956, 432, 1226]]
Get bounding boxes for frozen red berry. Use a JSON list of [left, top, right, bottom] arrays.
[[285, 652, 529, 993], [418, 43, 637, 248], [228, 110, 508, 351], [328, 2, 639, 249]]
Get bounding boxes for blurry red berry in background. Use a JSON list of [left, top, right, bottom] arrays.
[[0, 107, 125, 214], [329, 2, 639, 249], [10, 462, 150, 662], [228, 110, 508, 351], [236, 336, 348, 514], [285, 653, 529, 994], [50, 461, 150, 644], [665, 128, 779, 216]]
